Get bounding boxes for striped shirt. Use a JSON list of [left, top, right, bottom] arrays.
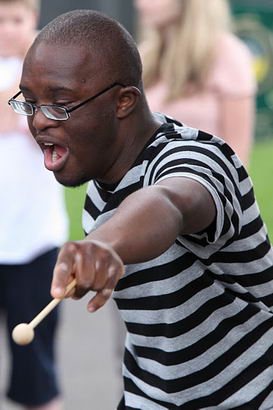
[[83, 113, 273, 409]]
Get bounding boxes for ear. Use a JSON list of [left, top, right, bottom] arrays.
[[116, 86, 141, 119]]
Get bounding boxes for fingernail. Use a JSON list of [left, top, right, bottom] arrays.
[[52, 287, 64, 298], [88, 305, 95, 312]]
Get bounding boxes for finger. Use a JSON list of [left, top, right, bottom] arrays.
[[73, 242, 115, 297], [51, 242, 77, 298], [87, 265, 120, 312], [71, 252, 95, 299], [87, 287, 113, 313], [90, 254, 111, 291]]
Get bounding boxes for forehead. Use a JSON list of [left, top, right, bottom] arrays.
[[21, 42, 101, 92]]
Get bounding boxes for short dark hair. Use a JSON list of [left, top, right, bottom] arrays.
[[33, 9, 142, 87]]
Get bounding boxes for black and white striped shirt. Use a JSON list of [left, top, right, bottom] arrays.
[[83, 114, 273, 409]]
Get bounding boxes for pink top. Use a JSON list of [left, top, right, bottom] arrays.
[[145, 33, 256, 139]]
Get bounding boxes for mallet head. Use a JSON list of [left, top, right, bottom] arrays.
[[12, 323, 34, 345]]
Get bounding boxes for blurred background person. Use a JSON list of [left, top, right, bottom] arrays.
[[0, 0, 68, 409], [134, 0, 257, 167]]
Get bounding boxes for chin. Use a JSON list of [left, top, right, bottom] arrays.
[[54, 172, 90, 188]]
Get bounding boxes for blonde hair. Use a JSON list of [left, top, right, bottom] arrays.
[[139, 0, 232, 100], [0, 0, 40, 14]]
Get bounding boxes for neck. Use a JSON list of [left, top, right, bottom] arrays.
[[97, 108, 161, 185]]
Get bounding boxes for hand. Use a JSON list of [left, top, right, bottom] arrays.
[[51, 239, 124, 312]]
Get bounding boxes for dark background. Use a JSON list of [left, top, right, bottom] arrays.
[[39, 0, 135, 33]]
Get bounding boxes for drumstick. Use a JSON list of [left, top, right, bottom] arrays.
[[12, 278, 76, 345]]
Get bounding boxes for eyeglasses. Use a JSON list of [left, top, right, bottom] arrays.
[[8, 82, 125, 121]]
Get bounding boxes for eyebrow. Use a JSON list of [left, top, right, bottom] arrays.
[[19, 85, 74, 93]]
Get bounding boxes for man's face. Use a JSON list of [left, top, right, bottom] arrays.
[[20, 43, 122, 187]]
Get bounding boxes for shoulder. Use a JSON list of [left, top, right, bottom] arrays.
[[145, 120, 231, 169], [208, 32, 257, 96], [217, 32, 251, 57]]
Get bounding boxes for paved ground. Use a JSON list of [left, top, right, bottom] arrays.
[[0, 295, 125, 410]]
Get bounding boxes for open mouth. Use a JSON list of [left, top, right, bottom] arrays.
[[42, 142, 69, 172]]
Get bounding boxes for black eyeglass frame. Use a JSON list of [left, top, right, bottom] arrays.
[[8, 82, 126, 120]]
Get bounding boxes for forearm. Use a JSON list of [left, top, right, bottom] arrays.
[[85, 177, 215, 265], [86, 184, 183, 264], [51, 178, 215, 308]]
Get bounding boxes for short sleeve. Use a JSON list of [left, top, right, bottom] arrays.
[[144, 138, 243, 259], [208, 33, 257, 97]]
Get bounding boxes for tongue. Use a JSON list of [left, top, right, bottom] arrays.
[[54, 144, 67, 157], [44, 144, 68, 171]]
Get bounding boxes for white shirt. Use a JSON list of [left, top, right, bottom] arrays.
[[0, 57, 68, 263]]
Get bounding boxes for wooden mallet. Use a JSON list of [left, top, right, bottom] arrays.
[[12, 279, 76, 345]]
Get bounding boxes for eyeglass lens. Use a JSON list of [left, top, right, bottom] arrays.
[[10, 100, 69, 120], [11, 100, 32, 115], [41, 106, 68, 120]]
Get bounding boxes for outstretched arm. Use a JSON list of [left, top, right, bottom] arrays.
[[51, 177, 216, 311]]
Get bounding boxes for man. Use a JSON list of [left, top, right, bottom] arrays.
[[8, 9, 273, 409]]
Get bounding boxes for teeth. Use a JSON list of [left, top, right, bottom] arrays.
[[52, 149, 58, 162], [44, 142, 53, 146]]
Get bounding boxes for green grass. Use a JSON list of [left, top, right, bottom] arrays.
[[64, 184, 87, 241], [64, 138, 273, 242], [249, 138, 273, 241]]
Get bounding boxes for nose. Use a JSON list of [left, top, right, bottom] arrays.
[[31, 107, 59, 132]]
